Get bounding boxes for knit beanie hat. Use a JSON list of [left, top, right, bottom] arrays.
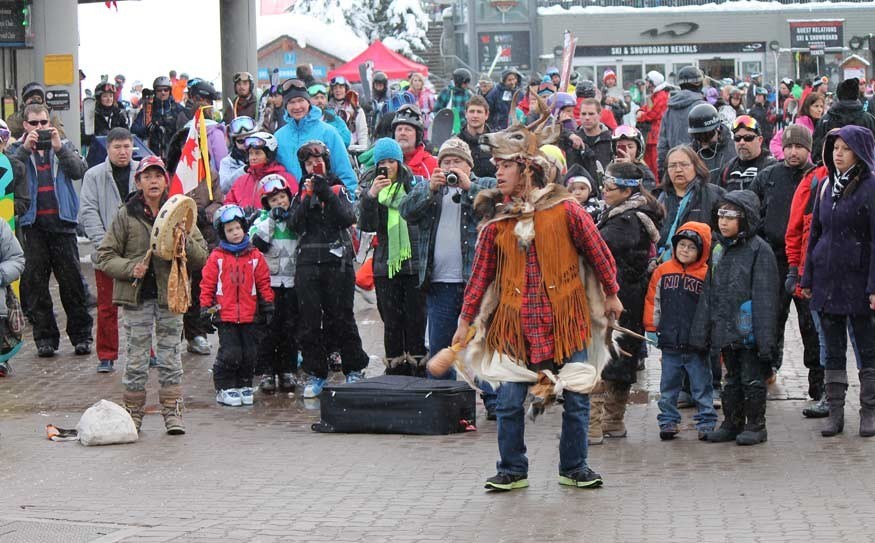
[[782, 124, 812, 152], [437, 137, 473, 168], [282, 80, 311, 106], [373, 137, 403, 164], [603, 69, 616, 82], [837, 78, 860, 101]]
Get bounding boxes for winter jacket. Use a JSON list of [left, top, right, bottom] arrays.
[[224, 161, 298, 211], [328, 96, 369, 151], [274, 106, 358, 195], [358, 166, 425, 278], [785, 165, 827, 298], [801, 125, 875, 316], [457, 125, 497, 179], [598, 192, 663, 326], [411, 88, 435, 129], [718, 152, 776, 193], [1, 152, 30, 219], [96, 192, 208, 308], [690, 190, 779, 359], [748, 103, 774, 153], [751, 160, 814, 257], [404, 143, 438, 179], [486, 83, 522, 130], [323, 109, 352, 148], [79, 158, 138, 261], [13, 140, 88, 227], [290, 172, 357, 267], [398, 174, 496, 288], [0, 220, 23, 317], [575, 125, 614, 184], [92, 103, 129, 137], [657, 89, 706, 177], [657, 178, 725, 247], [636, 88, 668, 146], [250, 208, 298, 287], [218, 153, 246, 195], [200, 245, 274, 324], [812, 99, 875, 164], [690, 123, 737, 184], [434, 83, 472, 122], [131, 96, 185, 157], [644, 220, 711, 352], [231, 94, 257, 120]]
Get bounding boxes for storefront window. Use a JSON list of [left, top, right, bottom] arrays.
[[455, 0, 467, 24], [575, 65, 595, 83], [700, 58, 735, 82], [622, 64, 643, 89], [645, 63, 666, 80], [476, 0, 529, 23]]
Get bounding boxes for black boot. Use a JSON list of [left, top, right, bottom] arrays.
[[706, 384, 743, 443], [808, 367, 825, 401], [821, 370, 847, 437], [859, 368, 875, 438], [736, 389, 768, 446], [802, 396, 829, 418]]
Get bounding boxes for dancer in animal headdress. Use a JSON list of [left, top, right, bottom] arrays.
[[451, 103, 622, 491]]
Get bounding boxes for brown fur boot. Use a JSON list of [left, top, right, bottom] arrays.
[[588, 392, 605, 445], [122, 389, 147, 433], [602, 381, 630, 438], [159, 385, 186, 436]]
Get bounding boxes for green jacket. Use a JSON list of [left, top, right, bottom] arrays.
[[96, 193, 208, 308]]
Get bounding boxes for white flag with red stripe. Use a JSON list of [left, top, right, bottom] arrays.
[[169, 108, 205, 196]]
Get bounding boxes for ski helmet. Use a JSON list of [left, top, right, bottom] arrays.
[[296, 140, 332, 174], [330, 75, 350, 89], [259, 174, 294, 209], [452, 68, 472, 88], [392, 104, 425, 143], [575, 80, 597, 99], [188, 78, 218, 101], [243, 131, 278, 161], [373, 72, 389, 85], [213, 204, 248, 239], [152, 76, 172, 90], [546, 66, 560, 77], [233, 71, 254, 84], [611, 125, 645, 161], [687, 103, 721, 135], [95, 81, 116, 98], [549, 92, 577, 116], [645, 70, 665, 88], [569, 71, 580, 84], [677, 66, 704, 88]]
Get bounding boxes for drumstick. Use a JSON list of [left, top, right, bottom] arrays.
[[131, 249, 153, 287]]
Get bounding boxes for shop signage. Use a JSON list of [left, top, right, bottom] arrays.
[[640, 22, 700, 39], [575, 42, 764, 57], [45, 89, 71, 111], [478, 31, 530, 71], [789, 19, 843, 50], [0, 1, 27, 48]]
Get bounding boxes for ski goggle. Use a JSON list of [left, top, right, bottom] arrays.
[[0, 127, 9, 142], [330, 76, 348, 87], [308, 84, 328, 97], [260, 175, 288, 195], [732, 115, 759, 134], [612, 125, 641, 140], [243, 135, 271, 150], [229, 116, 256, 137], [603, 175, 641, 188], [96, 83, 115, 95], [217, 204, 246, 224], [297, 141, 328, 161], [280, 78, 307, 95], [717, 208, 744, 219], [233, 72, 254, 83]]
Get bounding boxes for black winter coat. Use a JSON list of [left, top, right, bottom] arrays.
[[812, 99, 875, 164], [690, 123, 737, 184], [457, 124, 497, 179], [358, 166, 425, 278], [289, 173, 357, 266], [690, 190, 779, 359], [575, 125, 614, 185], [751, 161, 814, 257], [748, 103, 774, 152], [93, 103, 129, 137], [718, 152, 776, 193]]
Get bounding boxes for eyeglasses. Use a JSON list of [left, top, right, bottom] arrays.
[[25, 119, 49, 126], [330, 76, 348, 87], [217, 204, 246, 224], [717, 209, 743, 219], [732, 115, 759, 133], [733, 134, 758, 143], [279, 78, 306, 95], [229, 116, 256, 136], [667, 161, 692, 170], [602, 185, 620, 193]]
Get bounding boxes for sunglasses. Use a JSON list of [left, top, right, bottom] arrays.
[[229, 116, 256, 136], [155, 87, 171, 93], [732, 115, 759, 133], [217, 204, 246, 224], [733, 134, 758, 143], [280, 78, 306, 95], [717, 209, 743, 219], [330, 76, 348, 86], [25, 119, 49, 126]]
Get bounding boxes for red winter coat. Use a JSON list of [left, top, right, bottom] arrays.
[[200, 245, 274, 324], [404, 143, 438, 179], [225, 161, 298, 210], [636, 88, 668, 146], [785, 165, 827, 298]]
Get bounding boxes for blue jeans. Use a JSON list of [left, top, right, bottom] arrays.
[[811, 309, 862, 370], [496, 351, 591, 477], [657, 350, 718, 431], [426, 282, 497, 411]]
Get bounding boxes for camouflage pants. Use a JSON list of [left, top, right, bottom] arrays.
[[122, 299, 183, 392]]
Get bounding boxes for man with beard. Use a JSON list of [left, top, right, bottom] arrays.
[[392, 104, 437, 178], [718, 115, 775, 192]]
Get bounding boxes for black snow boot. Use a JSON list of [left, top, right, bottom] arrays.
[[821, 370, 847, 437], [736, 393, 767, 446], [859, 368, 875, 438], [706, 383, 743, 442]]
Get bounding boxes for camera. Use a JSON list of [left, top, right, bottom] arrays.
[[445, 171, 459, 187], [36, 129, 53, 151]]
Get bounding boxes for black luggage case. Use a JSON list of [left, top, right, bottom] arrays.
[[312, 375, 476, 435]]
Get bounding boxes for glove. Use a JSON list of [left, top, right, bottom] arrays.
[[269, 206, 289, 222], [258, 301, 275, 325], [645, 332, 658, 344], [784, 266, 799, 295], [199, 307, 210, 320], [313, 175, 331, 199]]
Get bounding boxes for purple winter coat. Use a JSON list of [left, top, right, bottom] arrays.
[[801, 125, 875, 316]]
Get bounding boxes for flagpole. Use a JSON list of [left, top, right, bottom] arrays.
[[198, 105, 213, 201]]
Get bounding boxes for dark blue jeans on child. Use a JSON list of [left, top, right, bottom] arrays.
[[658, 349, 717, 431]]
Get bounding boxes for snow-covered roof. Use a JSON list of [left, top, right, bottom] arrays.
[[539, 0, 870, 15], [841, 54, 871, 67], [257, 13, 368, 62]]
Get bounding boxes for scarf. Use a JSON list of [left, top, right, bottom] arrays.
[[659, 189, 694, 262], [219, 235, 251, 254], [377, 182, 411, 278], [831, 163, 861, 204]]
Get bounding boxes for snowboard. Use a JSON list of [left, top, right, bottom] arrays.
[[358, 62, 373, 104], [82, 97, 95, 137], [429, 108, 455, 148]]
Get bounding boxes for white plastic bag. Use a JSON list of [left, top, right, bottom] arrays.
[[76, 399, 139, 446]]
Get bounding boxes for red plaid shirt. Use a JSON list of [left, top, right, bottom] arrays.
[[461, 201, 619, 365]]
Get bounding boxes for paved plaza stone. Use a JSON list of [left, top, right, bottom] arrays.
[[1, 249, 873, 542]]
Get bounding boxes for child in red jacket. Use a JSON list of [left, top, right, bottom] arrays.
[[200, 204, 274, 407]]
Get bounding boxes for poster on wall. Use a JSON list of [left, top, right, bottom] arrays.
[[478, 31, 531, 72], [788, 20, 844, 50], [844, 67, 865, 81]]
